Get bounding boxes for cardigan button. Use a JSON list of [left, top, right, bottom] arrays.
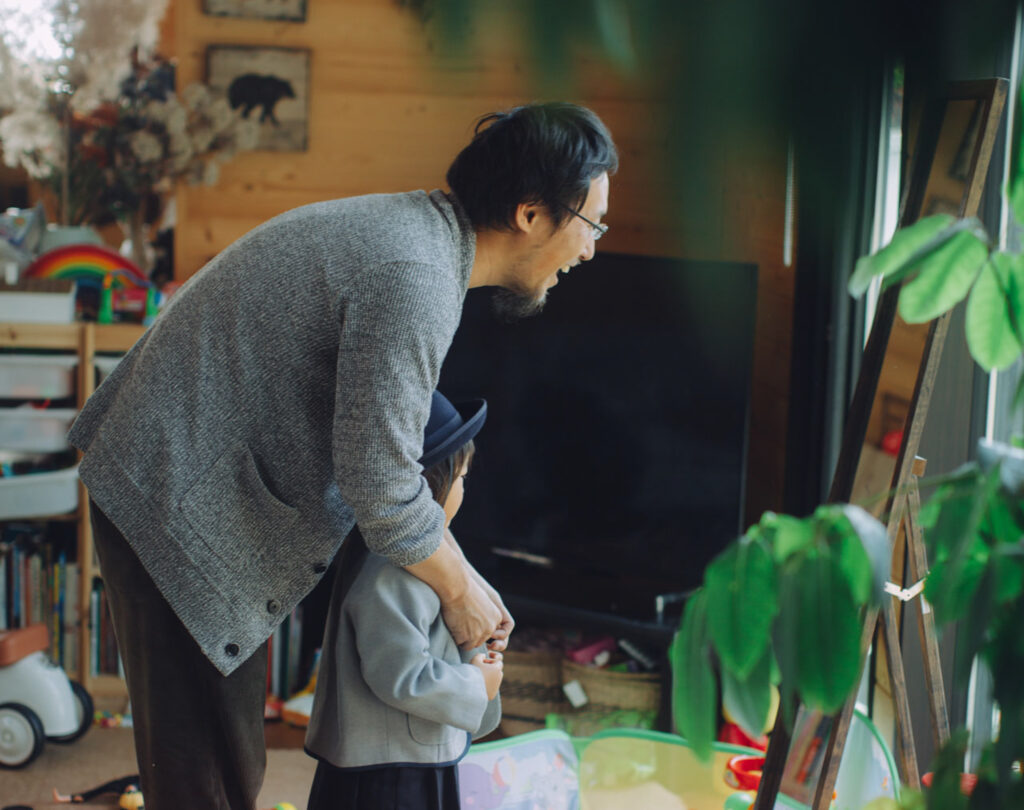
[[225, 643, 240, 657], [313, 562, 328, 574], [266, 599, 281, 614]]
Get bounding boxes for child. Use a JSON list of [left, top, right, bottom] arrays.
[[305, 391, 503, 809]]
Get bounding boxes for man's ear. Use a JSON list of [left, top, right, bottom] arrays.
[[514, 202, 541, 233]]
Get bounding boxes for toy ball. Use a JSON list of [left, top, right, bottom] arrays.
[[272, 804, 297, 810], [119, 785, 144, 810]]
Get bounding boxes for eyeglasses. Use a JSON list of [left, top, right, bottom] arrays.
[[564, 206, 608, 241]]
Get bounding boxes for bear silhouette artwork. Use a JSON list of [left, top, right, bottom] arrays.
[[228, 73, 295, 125]]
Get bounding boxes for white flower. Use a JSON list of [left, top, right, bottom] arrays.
[[0, 0, 170, 111], [208, 98, 236, 132], [144, 99, 169, 124], [181, 83, 212, 111], [129, 130, 163, 163], [163, 101, 188, 137], [191, 124, 215, 154], [0, 109, 64, 176]]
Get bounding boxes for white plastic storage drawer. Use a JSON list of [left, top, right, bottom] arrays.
[[94, 354, 124, 384], [0, 354, 77, 399], [0, 465, 79, 519], [0, 407, 77, 452]]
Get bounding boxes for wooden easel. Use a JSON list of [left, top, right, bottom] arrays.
[[883, 456, 952, 782], [754, 77, 1007, 810], [811, 455, 951, 807]]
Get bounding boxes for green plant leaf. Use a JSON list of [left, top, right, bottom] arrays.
[[838, 504, 890, 604], [759, 511, 815, 561], [772, 560, 803, 733], [859, 800, 901, 810], [670, 589, 718, 760], [848, 214, 956, 297], [721, 644, 773, 740], [794, 551, 864, 713], [952, 562, 995, 684], [835, 527, 872, 605], [705, 537, 778, 679], [593, 0, 638, 72], [978, 438, 1024, 498], [1014, 374, 1024, 414], [981, 488, 1024, 551], [966, 253, 1024, 371], [925, 465, 992, 559], [898, 229, 989, 324], [927, 731, 971, 810], [993, 555, 1024, 604], [926, 534, 990, 625], [1008, 75, 1024, 228]]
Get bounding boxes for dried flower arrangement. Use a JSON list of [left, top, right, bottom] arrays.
[[0, 1, 256, 272], [2, 57, 258, 229]]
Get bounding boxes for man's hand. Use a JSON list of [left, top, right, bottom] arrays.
[[441, 577, 502, 648], [445, 528, 514, 650], [404, 535, 501, 648], [475, 570, 514, 651]]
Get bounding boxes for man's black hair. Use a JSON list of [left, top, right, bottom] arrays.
[[446, 102, 618, 232]]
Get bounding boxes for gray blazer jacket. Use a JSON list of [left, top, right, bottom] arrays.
[[305, 551, 500, 769], [68, 191, 475, 674]]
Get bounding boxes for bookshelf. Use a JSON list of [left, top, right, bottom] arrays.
[[0, 321, 145, 699]]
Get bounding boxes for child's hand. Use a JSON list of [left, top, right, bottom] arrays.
[[486, 636, 507, 653], [470, 652, 503, 700]]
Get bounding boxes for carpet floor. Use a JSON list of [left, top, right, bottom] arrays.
[[0, 725, 317, 809]]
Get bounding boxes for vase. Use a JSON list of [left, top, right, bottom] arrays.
[[119, 208, 156, 276], [38, 224, 104, 253]]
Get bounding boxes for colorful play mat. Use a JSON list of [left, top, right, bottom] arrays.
[[458, 715, 899, 810]]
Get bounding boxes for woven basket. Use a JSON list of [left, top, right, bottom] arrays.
[[560, 659, 662, 716], [499, 649, 567, 735]]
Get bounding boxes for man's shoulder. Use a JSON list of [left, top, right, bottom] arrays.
[[284, 189, 438, 223]]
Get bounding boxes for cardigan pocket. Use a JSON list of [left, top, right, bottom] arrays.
[[407, 714, 458, 747], [178, 444, 299, 570]]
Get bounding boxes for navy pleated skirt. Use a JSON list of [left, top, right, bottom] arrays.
[[306, 760, 461, 810]]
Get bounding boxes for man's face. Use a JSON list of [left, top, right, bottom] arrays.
[[494, 172, 610, 320]]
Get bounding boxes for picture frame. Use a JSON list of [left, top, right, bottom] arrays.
[[206, 45, 310, 152], [202, 0, 307, 22]]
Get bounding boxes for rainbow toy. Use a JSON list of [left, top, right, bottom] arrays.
[[23, 243, 151, 289]]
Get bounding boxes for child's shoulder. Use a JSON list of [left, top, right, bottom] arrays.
[[348, 553, 438, 604]]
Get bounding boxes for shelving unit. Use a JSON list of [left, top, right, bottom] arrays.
[[0, 321, 145, 699]]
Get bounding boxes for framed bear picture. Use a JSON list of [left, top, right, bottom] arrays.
[[206, 45, 310, 152], [202, 0, 306, 22]]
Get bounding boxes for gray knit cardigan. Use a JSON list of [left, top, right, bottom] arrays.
[[68, 190, 476, 675]]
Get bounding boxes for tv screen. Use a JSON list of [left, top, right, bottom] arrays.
[[438, 252, 758, 627]]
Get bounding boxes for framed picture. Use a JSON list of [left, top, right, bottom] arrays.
[[202, 0, 306, 22], [206, 46, 310, 152]]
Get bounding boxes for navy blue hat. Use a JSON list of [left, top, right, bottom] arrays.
[[420, 391, 487, 469]]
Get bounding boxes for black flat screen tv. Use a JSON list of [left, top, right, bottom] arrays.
[[438, 252, 758, 629]]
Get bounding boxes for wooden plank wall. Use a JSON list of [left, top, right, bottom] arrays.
[[171, 0, 793, 521]]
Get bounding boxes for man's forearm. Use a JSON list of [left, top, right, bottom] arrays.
[[404, 536, 471, 601], [405, 531, 501, 648], [445, 528, 514, 642]]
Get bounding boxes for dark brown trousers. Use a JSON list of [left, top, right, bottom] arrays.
[[90, 501, 269, 810]]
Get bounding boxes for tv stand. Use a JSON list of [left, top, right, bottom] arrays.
[[503, 594, 679, 646]]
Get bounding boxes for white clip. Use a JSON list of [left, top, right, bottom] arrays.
[[883, 580, 926, 602]]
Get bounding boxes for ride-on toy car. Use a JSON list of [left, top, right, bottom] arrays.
[[0, 623, 93, 768]]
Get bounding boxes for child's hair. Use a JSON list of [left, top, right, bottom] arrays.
[[423, 439, 475, 507]]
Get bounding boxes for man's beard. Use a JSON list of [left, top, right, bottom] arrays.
[[491, 287, 548, 322]]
